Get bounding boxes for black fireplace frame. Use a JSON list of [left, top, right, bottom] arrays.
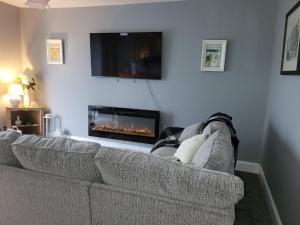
[[88, 106, 160, 144]]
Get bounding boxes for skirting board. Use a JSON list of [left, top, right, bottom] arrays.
[[236, 160, 260, 174], [236, 161, 283, 225]]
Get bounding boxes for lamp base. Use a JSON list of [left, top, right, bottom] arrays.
[[9, 99, 21, 108]]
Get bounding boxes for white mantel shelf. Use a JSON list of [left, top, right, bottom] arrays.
[[69, 136, 153, 153]]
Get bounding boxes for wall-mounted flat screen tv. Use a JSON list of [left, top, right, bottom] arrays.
[[90, 32, 162, 80]]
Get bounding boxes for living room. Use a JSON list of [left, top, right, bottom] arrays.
[[0, 0, 298, 225]]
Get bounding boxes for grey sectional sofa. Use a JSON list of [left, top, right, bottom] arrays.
[[0, 121, 244, 225]]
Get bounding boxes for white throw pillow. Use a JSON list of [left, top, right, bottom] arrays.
[[174, 134, 207, 163]]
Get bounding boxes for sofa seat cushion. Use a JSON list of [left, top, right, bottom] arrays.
[[0, 131, 21, 166], [94, 147, 244, 208], [12, 135, 101, 182]]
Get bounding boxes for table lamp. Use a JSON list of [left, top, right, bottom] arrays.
[[8, 84, 24, 108]]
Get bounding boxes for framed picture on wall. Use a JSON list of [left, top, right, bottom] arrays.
[[201, 40, 227, 72], [281, 1, 300, 75], [46, 39, 64, 64]]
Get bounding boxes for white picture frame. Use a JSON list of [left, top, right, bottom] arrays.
[[46, 39, 64, 64], [201, 40, 227, 72]]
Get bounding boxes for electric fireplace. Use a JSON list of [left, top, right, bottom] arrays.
[[88, 106, 160, 144]]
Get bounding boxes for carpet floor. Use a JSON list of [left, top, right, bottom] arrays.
[[234, 171, 274, 225]]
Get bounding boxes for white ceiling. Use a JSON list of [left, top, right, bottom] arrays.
[[1, 0, 185, 8]]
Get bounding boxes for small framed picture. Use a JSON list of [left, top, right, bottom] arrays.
[[201, 40, 227, 72], [281, 1, 300, 75], [46, 39, 64, 64]]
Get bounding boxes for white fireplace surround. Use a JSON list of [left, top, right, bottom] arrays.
[[70, 135, 153, 153]]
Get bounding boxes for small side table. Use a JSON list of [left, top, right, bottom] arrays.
[[6, 107, 44, 136]]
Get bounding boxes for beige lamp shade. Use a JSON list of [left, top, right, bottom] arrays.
[[8, 84, 24, 97]]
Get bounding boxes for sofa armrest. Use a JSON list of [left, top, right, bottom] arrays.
[[198, 168, 244, 207], [94, 147, 244, 208], [0, 131, 21, 166]]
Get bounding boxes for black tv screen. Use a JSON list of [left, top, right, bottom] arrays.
[[90, 32, 162, 80]]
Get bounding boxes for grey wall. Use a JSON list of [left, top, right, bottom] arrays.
[[20, 0, 277, 162], [262, 0, 300, 224], [0, 2, 21, 128]]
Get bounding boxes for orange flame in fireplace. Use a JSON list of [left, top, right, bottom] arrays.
[[93, 122, 155, 138]]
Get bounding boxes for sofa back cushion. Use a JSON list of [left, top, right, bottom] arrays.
[[178, 123, 203, 143], [191, 131, 219, 168], [0, 131, 21, 166], [12, 135, 101, 182], [202, 121, 228, 136], [193, 123, 234, 173], [94, 147, 244, 208]]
